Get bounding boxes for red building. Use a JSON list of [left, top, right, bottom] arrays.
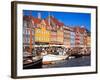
[[74, 27, 80, 47], [74, 27, 87, 48]]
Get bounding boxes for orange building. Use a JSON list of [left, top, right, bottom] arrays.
[[74, 27, 88, 48], [46, 16, 64, 45], [74, 27, 80, 47], [63, 26, 70, 48], [80, 27, 86, 47]]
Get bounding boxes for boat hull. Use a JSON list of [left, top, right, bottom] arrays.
[[23, 58, 42, 69]]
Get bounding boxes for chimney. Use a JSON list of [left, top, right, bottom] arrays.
[[38, 12, 41, 19]]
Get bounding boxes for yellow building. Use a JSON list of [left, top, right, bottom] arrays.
[[34, 20, 50, 43]]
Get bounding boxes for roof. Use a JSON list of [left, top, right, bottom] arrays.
[[23, 15, 41, 24], [23, 15, 64, 29], [44, 19, 49, 26], [50, 16, 64, 26], [46, 16, 64, 27], [31, 16, 41, 24], [73, 27, 89, 34], [23, 16, 31, 21]]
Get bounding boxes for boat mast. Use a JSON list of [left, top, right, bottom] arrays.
[[48, 12, 51, 47], [29, 11, 32, 53]]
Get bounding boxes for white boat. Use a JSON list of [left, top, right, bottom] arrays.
[[42, 54, 69, 64]]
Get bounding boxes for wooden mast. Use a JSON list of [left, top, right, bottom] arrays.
[[29, 11, 32, 54], [48, 12, 51, 47]]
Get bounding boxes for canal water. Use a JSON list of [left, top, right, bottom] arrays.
[[43, 55, 91, 68]]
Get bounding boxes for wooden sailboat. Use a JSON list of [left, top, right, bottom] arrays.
[[23, 14, 42, 69]]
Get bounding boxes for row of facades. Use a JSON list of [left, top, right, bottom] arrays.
[[23, 15, 91, 49]]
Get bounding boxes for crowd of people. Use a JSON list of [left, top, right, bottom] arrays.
[[23, 46, 91, 58]]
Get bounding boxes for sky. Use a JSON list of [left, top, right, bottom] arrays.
[[23, 10, 91, 31]]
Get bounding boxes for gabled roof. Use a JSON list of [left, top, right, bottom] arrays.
[[44, 19, 49, 26], [46, 16, 64, 27], [23, 15, 41, 24], [31, 16, 41, 24], [23, 15, 64, 29], [73, 27, 87, 34]]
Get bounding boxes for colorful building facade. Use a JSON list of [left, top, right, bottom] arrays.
[[87, 34, 91, 47], [74, 27, 89, 48], [57, 27, 64, 45], [64, 26, 71, 48], [46, 16, 64, 45], [46, 16, 57, 45], [70, 27, 75, 48], [34, 19, 50, 44], [74, 27, 81, 47], [23, 15, 91, 51], [80, 28, 85, 47], [23, 16, 35, 48], [63, 26, 69, 48]]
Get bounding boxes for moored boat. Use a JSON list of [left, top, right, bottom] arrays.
[[42, 54, 69, 65], [23, 56, 42, 69]]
